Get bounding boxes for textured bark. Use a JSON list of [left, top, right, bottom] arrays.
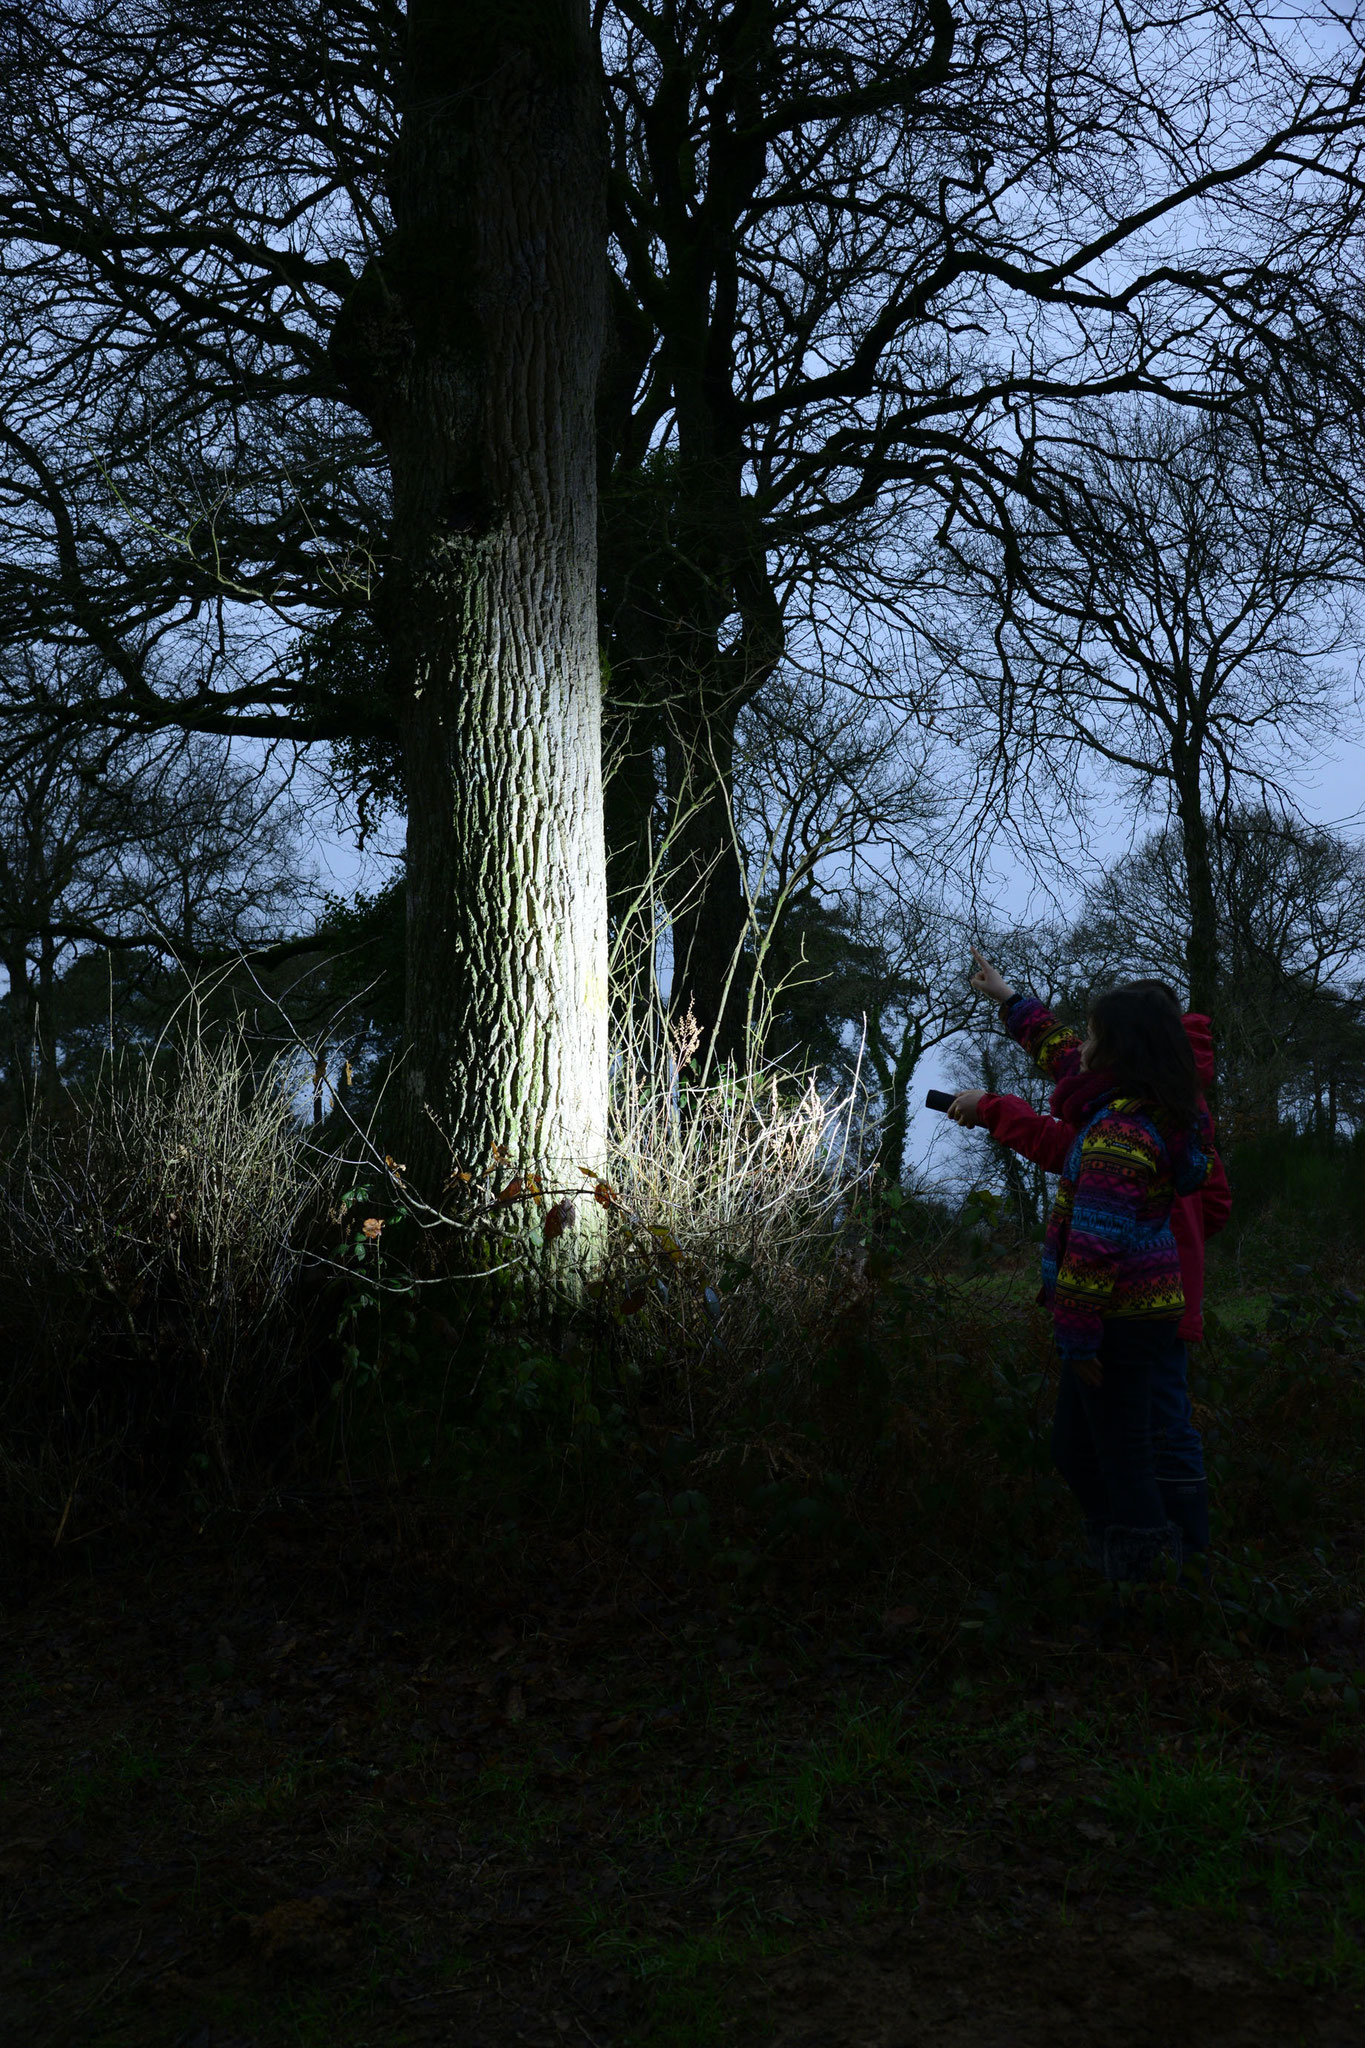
[[3, 945, 35, 1113], [1172, 753, 1220, 1024], [664, 702, 750, 1064], [869, 1018, 925, 1188], [333, 0, 608, 1191]]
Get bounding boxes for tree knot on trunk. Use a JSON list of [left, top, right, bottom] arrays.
[[329, 259, 416, 432]]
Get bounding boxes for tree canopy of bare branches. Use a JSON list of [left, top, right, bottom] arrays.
[[597, 0, 1365, 1050], [952, 402, 1361, 1015], [4, 0, 1365, 1135]]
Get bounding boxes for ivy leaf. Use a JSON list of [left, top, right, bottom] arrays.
[[648, 1224, 682, 1265]]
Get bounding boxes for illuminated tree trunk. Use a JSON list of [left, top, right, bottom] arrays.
[[333, 0, 608, 1192]]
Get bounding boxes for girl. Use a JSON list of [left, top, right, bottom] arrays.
[[950, 971, 1230, 1562], [952, 952, 1212, 1581]]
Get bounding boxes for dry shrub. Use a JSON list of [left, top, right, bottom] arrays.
[[0, 1021, 336, 1538], [597, 1005, 875, 1440], [584, 1037, 1072, 1575]]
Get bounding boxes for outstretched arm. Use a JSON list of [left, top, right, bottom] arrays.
[[948, 1087, 1074, 1173]]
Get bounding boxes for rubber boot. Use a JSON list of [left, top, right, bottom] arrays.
[[1102, 1521, 1182, 1584], [1158, 1476, 1210, 1569]]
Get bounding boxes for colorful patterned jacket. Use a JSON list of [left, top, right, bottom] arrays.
[[976, 1011, 1231, 1341], [1004, 996, 1213, 1362]]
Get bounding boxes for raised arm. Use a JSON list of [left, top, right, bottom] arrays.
[[1006, 997, 1085, 1084], [949, 1086, 1074, 1172], [969, 947, 1014, 1004], [969, 948, 1083, 1085]]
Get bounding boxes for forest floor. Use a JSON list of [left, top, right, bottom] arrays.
[[4, 1488, 1365, 2048]]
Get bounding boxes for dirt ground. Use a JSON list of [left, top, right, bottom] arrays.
[[3, 1501, 1363, 2047], [747, 1914, 1359, 2047]]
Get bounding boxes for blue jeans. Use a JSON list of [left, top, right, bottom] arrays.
[[1052, 1319, 1195, 1531], [1151, 1336, 1205, 1482]]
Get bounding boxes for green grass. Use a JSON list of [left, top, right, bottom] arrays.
[[944, 1267, 1275, 1345], [59, 1738, 164, 1820], [1295, 1911, 1365, 1993], [9, 1175, 1365, 2045], [950, 1268, 1037, 1302], [580, 1925, 791, 2048], [1101, 1754, 1262, 1911], [203, 1764, 308, 1824], [1097, 1748, 1365, 1938]]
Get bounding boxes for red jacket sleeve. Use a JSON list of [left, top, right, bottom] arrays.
[[979, 1093, 1074, 1174], [1201, 1149, 1232, 1237]]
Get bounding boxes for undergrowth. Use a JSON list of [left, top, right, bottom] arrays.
[[4, 1036, 1364, 2042], [3, 999, 1364, 1683], [0, 1015, 338, 1537]]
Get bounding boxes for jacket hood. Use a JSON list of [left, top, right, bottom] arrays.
[[1183, 1012, 1216, 1086], [1050, 1065, 1116, 1128]]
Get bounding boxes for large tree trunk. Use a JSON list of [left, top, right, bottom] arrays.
[[870, 1017, 924, 1187], [601, 698, 661, 1005], [3, 945, 35, 1115], [664, 701, 751, 1068], [1172, 752, 1220, 1025], [333, 0, 607, 1194]]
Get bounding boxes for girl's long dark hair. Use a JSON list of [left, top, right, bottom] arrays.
[[1088, 983, 1201, 1130]]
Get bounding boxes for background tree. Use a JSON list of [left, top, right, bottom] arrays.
[[0, 721, 133, 1106], [0, 654, 316, 1107], [760, 882, 975, 1181], [1073, 812, 1365, 1136], [3, 0, 1365, 1135], [597, 0, 1365, 1057], [952, 402, 1360, 1023], [720, 666, 973, 1175]]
